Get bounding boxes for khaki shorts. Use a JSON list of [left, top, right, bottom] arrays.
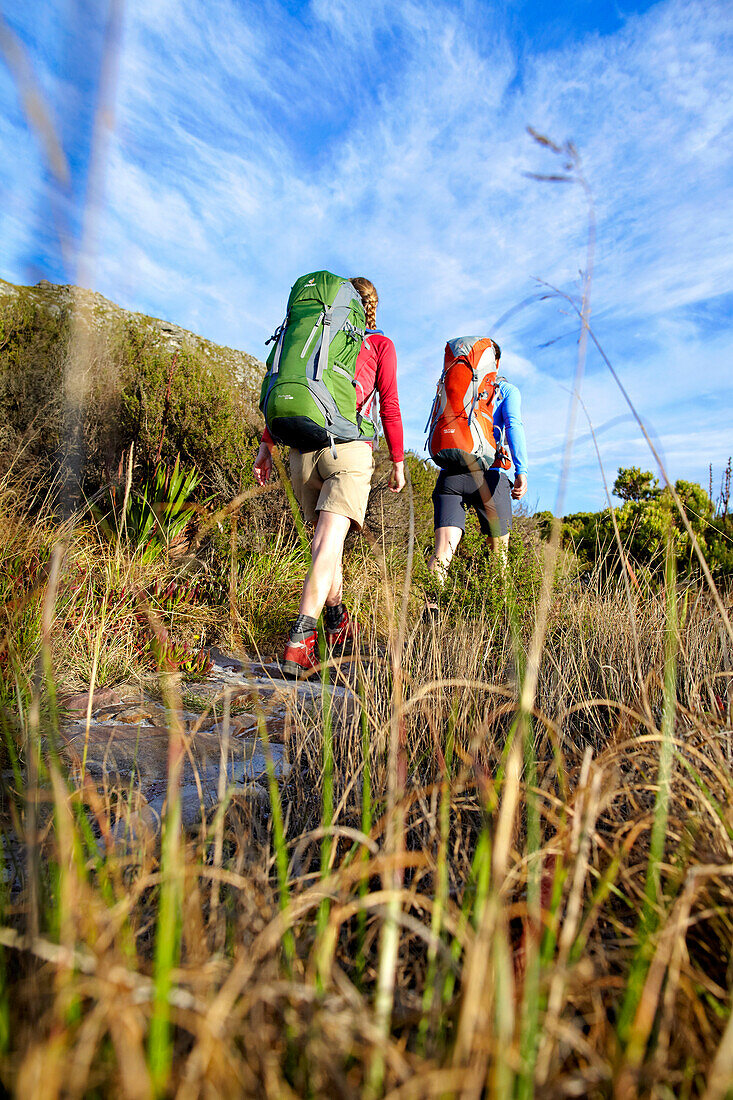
[[289, 441, 374, 529]]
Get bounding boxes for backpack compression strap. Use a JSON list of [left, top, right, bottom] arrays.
[[424, 366, 448, 434], [314, 308, 332, 381], [267, 316, 288, 376], [466, 364, 479, 426], [314, 279, 363, 381]]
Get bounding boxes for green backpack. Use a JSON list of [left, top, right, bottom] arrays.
[[259, 271, 376, 451]]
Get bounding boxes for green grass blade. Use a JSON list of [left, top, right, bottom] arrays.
[[357, 666, 372, 982], [148, 688, 184, 1094], [617, 540, 679, 1051], [258, 709, 295, 969]]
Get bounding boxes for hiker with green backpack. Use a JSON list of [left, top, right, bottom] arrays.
[[253, 272, 405, 678]]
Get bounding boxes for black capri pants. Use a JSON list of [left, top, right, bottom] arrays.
[[432, 468, 513, 538]]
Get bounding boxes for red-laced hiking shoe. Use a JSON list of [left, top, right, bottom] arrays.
[[282, 630, 319, 679], [325, 608, 358, 649]]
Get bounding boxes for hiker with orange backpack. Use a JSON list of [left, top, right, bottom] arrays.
[[425, 336, 528, 591], [253, 273, 405, 678]]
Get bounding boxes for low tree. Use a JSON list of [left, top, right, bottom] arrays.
[[612, 466, 660, 502], [538, 467, 731, 580]]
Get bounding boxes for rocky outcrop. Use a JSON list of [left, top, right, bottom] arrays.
[[56, 650, 351, 847]]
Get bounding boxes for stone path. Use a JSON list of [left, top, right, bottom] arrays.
[[58, 650, 350, 844]]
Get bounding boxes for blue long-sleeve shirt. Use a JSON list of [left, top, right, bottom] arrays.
[[493, 379, 528, 477]]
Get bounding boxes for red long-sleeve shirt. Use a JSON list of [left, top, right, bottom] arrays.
[[262, 329, 404, 462]]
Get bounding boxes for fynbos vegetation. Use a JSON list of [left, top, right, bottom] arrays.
[[0, 278, 263, 499], [1, 282, 732, 1099], [538, 463, 733, 580]]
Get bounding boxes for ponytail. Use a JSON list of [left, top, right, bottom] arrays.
[[351, 277, 378, 330]]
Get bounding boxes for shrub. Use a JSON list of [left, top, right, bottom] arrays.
[[548, 466, 733, 581], [0, 281, 264, 507]]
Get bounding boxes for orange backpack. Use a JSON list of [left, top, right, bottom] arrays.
[[426, 336, 511, 472]]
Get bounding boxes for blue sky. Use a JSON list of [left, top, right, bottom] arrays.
[[1, 0, 731, 514]]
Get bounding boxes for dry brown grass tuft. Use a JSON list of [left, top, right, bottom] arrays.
[[1, 495, 732, 1097]]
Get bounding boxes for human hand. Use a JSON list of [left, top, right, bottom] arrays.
[[253, 441, 273, 485], [388, 460, 406, 493], [511, 473, 527, 500]]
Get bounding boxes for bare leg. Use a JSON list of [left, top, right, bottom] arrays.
[[428, 526, 463, 585], [325, 560, 344, 608], [299, 510, 351, 619]]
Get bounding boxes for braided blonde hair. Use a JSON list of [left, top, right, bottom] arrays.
[[351, 277, 378, 330]]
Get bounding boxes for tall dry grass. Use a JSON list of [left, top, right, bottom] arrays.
[[1, 477, 732, 1097]]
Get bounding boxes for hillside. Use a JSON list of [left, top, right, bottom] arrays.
[[0, 277, 264, 390], [0, 277, 266, 499], [3, 278, 729, 588]]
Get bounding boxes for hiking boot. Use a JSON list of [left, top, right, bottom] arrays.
[[282, 629, 319, 679], [325, 607, 358, 649]]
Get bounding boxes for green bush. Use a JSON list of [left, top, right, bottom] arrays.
[[0, 293, 69, 474], [547, 466, 733, 581], [93, 455, 203, 562], [0, 282, 264, 507], [112, 318, 259, 497]]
